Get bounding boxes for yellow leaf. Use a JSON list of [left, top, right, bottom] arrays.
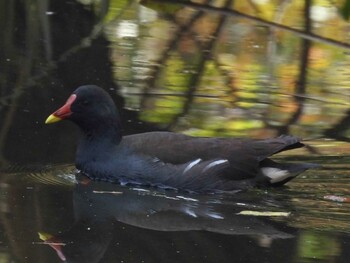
[[237, 210, 291, 217]]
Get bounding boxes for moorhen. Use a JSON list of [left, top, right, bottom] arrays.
[[45, 85, 318, 192]]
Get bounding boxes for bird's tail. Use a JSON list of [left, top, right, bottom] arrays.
[[257, 159, 320, 187]]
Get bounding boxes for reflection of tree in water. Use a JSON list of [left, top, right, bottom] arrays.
[[1, 0, 350, 168], [134, 0, 350, 139], [146, 0, 235, 130], [324, 109, 350, 141], [275, 0, 312, 135], [0, 0, 122, 165], [0, 2, 350, 262]]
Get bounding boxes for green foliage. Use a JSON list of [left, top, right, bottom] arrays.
[[163, 53, 192, 92], [103, 0, 350, 138], [340, 0, 350, 20], [296, 231, 340, 261], [140, 96, 186, 124], [102, 0, 130, 23], [140, 0, 183, 15]]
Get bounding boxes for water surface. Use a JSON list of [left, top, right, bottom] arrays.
[[0, 0, 350, 262]]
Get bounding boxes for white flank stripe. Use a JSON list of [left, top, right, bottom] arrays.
[[202, 159, 228, 173], [183, 158, 202, 174], [207, 212, 224, 219], [176, 196, 199, 202], [184, 207, 197, 217]]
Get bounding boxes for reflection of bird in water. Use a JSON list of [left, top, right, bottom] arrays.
[[45, 85, 319, 192], [39, 179, 295, 263]]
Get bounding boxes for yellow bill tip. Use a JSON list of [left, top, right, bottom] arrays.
[[38, 232, 54, 241], [45, 114, 62, 124]]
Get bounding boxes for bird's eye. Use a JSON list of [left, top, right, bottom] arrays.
[[82, 100, 89, 106]]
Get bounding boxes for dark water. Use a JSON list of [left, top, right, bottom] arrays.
[[1, 160, 350, 263], [1, 0, 350, 262]]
